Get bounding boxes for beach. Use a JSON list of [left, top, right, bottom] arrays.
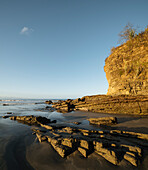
[[0, 99, 148, 170]]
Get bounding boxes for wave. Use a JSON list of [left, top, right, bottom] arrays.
[[0, 102, 38, 106], [0, 99, 23, 102]]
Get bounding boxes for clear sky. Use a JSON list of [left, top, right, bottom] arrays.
[[0, 0, 148, 99]]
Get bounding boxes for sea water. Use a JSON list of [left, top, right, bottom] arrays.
[[0, 98, 65, 123]]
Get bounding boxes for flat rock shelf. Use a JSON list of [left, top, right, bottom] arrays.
[[9, 115, 148, 167]]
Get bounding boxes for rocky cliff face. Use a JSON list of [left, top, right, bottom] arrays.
[[52, 28, 148, 116], [104, 28, 148, 95]]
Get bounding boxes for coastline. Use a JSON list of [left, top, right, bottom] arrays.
[[1, 110, 148, 170]]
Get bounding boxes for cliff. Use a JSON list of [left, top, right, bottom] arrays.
[[104, 28, 148, 95], [51, 27, 148, 116]]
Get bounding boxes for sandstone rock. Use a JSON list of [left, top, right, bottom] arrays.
[[78, 147, 92, 158], [10, 114, 146, 166], [62, 127, 74, 134], [94, 140, 110, 149], [121, 144, 142, 157], [36, 133, 47, 143], [79, 129, 90, 133], [104, 29, 148, 95], [40, 124, 53, 130], [10, 116, 16, 120], [52, 95, 148, 115], [51, 142, 73, 158], [10, 115, 52, 126], [88, 117, 117, 126], [122, 131, 148, 140], [124, 153, 138, 166], [45, 132, 57, 142], [82, 132, 89, 136], [95, 148, 119, 165], [32, 128, 47, 133], [80, 139, 93, 150], [51, 138, 61, 145], [45, 100, 52, 104], [61, 138, 77, 148]]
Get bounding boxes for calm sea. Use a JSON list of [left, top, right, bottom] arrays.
[[0, 98, 65, 123]]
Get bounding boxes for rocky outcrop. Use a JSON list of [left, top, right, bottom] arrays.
[[104, 28, 148, 95], [88, 117, 117, 126], [10, 115, 57, 125], [52, 95, 148, 115], [45, 100, 53, 104], [9, 115, 148, 166]]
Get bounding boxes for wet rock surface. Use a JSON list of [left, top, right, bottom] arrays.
[[10, 115, 148, 167]]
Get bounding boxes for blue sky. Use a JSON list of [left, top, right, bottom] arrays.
[[0, 0, 148, 99]]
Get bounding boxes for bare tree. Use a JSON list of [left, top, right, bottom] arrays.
[[118, 23, 137, 43]]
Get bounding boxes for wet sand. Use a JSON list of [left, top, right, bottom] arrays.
[[0, 111, 148, 170]]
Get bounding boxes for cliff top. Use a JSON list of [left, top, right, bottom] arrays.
[[104, 27, 148, 95]]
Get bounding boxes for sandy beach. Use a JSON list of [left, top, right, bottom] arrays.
[[0, 111, 148, 170]]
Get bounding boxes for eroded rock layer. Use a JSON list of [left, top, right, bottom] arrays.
[[10, 115, 148, 167], [52, 95, 148, 115]]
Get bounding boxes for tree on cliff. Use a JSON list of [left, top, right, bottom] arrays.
[[118, 23, 137, 43]]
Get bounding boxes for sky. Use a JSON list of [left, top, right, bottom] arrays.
[[0, 0, 148, 99]]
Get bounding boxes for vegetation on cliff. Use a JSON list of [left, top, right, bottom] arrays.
[[104, 26, 148, 95]]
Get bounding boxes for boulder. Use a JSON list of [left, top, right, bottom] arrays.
[[45, 100, 52, 104], [88, 117, 117, 126]]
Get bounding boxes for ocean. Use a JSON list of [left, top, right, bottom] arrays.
[[0, 98, 66, 123]]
